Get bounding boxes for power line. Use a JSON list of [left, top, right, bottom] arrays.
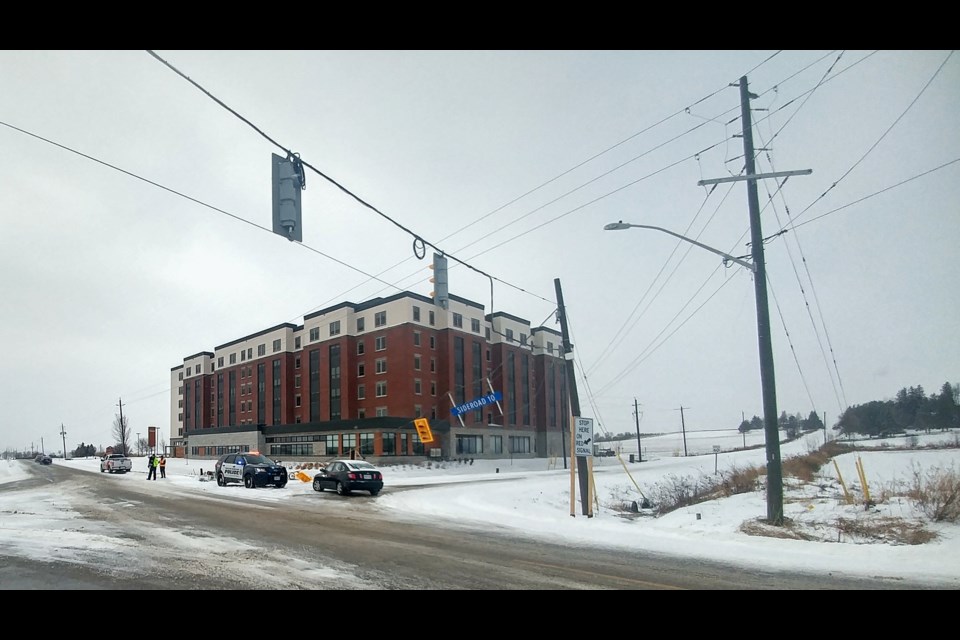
[[146, 50, 551, 314]]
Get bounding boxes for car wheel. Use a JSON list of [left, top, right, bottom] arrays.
[[313, 478, 323, 492], [369, 489, 380, 496], [100, 468, 105, 473], [244, 474, 254, 489], [275, 482, 286, 489], [336, 482, 349, 496], [216, 472, 225, 486]]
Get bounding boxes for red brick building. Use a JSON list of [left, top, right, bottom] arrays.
[[170, 291, 568, 462]]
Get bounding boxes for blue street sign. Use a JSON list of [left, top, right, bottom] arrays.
[[450, 391, 503, 417]]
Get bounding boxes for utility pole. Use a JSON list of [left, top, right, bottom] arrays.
[[554, 278, 590, 516], [633, 398, 643, 462], [740, 75, 784, 525], [117, 397, 125, 455], [60, 424, 67, 459], [137, 432, 141, 456], [742, 411, 746, 448], [676, 407, 689, 457], [41, 437, 44, 455]]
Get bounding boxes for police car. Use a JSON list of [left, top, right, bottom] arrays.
[[214, 451, 287, 489]]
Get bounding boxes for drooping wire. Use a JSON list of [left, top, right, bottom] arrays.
[[764, 271, 819, 418]]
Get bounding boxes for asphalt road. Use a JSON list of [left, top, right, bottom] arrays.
[[0, 463, 943, 590]]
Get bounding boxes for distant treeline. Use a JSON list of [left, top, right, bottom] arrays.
[[596, 381, 959, 441]]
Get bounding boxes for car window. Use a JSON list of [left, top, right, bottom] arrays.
[[224, 454, 236, 464], [348, 461, 376, 471]]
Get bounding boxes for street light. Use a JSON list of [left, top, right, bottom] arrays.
[[603, 217, 783, 523], [603, 222, 755, 271]]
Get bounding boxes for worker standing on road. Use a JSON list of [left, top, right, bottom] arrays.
[[159, 455, 167, 479], [147, 453, 157, 480]]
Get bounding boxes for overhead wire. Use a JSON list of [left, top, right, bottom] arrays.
[[145, 50, 555, 320], [750, 54, 849, 414]]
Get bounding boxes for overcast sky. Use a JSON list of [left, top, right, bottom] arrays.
[[1, 50, 957, 454]]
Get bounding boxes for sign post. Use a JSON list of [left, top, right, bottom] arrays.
[[571, 416, 594, 517]]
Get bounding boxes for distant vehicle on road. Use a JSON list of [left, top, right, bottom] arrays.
[[594, 448, 615, 457]]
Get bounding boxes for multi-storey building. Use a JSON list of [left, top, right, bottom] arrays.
[[170, 291, 568, 462]]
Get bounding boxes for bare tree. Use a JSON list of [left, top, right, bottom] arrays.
[[112, 413, 131, 456]]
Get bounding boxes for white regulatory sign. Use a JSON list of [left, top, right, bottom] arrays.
[[574, 417, 594, 457]]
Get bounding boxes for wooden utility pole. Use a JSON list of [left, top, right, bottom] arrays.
[[677, 407, 689, 456], [739, 75, 784, 525], [633, 398, 643, 462], [554, 278, 590, 516]]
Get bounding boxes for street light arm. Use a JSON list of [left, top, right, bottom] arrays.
[[604, 222, 755, 272]]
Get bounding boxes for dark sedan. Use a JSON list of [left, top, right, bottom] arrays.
[[312, 459, 383, 496]]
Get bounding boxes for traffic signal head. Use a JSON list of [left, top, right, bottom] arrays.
[[272, 153, 303, 242]]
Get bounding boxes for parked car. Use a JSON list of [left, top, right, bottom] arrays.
[[214, 451, 287, 488], [312, 459, 383, 496]]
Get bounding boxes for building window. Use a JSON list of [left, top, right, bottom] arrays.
[[520, 333, 528, 347], [329, 320, 340, 336], [357, 317, 365, 332], [486, 349, 491, 362], [375, 407, 387, 417], [430, 358, 436, 373], [375, 358, 387, 374], [430, 381, 436, 396], [375, 311, 386, 327], [414, 405, 422, 418], [376, 381, 387, 397], [428, 310, 435, 326], [295, 356, 301, 369], [295, 374, 301, 388], [547, 341, 554, 354], [485, 327, 491, 340], [382, 432, 396, 456], [258, 344, 266, 357], [471, 318, 480, 333], [429, 335, 435, 349], [360, 433, 374, 456], [295, 336, 301, 349], [491, 435, 503, 454], [413, 306, 420, 322], [309, 327, 320, 342], [357, 340, 365, 355], [357, 409, 365, 419], [375, 336, 386, 351], [217, 357, 223, 367], [509, 436, 531, 454], [506, 328, 514, 342], [414, 354, 421, 370], [230, 353, 236, 364], [412, 433, 424, 456], [273, 339, 282, 352], [456, 435, 483, 455], [295, 395, 302, 407], [453, 312, 463, 328], [186, 366, 191, 376], [241, 350, 246, 362], [400, 432, 408, 456], [358, 362, 365, 377], [357, 385, 365, 400], [413, 331, 421, 347]]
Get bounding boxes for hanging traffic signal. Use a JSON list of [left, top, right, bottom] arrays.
[[429, 252, 449, 309], [413, 417, 434, 443], [272, 153, 304, 242]]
